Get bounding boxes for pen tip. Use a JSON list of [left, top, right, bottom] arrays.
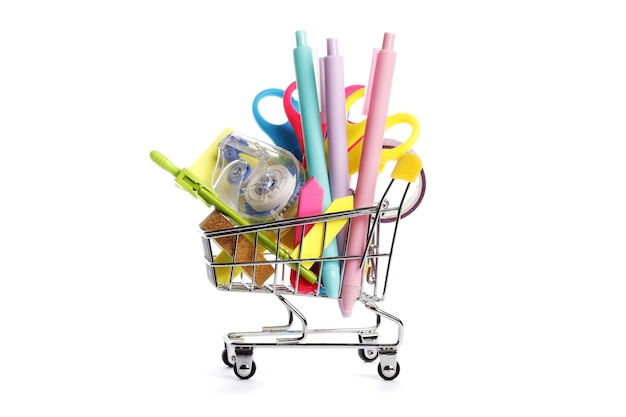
[[296, 30, 307, 47], [338, 299, 352, 318], [382, 32, 395, 50], [327, 37, 338, 55]]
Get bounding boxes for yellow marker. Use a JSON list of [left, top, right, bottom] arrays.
[[291, 195, 354, 268]]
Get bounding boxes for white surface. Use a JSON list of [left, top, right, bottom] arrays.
[[1, 1, 625, 416]]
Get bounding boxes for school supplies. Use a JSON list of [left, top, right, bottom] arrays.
[[293, 29, 341, 299], [150, 29, 427, 381], [150, 149, 319, 285], [340, 32, 397, 318], [252, 88, 303, 162], [291, 195, 354, 270], [289, 177, 324, 294], [200, 210, 274, 286], [211, 130, 306, 223], [253, 82, 420, 179], [343, 86, 420, 176], [321, 37, 351, 258], [188, 127, 232, 186], [281, 80, 325, 168]]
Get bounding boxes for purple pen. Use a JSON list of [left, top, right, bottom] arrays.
[[322, 37, 350, 258]]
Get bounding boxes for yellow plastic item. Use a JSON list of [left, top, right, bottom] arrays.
[[213, 227, 296, 285], [188, 127, 233, 186], [342, 87, 420, 176], [291, 195, 354, 268], [391, 152, 423, 183], [213, 251, 243, 285]]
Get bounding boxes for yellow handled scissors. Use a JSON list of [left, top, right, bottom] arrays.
[[343, 86, 420, 175]]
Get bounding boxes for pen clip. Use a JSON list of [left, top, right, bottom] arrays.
[[362, 48, 380, 116], [363, 32, 396, 116]]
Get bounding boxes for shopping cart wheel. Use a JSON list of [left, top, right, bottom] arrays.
[[377, 361, 401, 381], [377, 349, 400, 380], [221, 348, 234, 368], [234, 360, 256, 380], [358, 333, 379, 362], [233, 347, 256, 379], [358, 348, 379, 362]]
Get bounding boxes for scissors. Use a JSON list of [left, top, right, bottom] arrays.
[[341, 85, 420, 176], [253, 81, 332, 168], [252, 87, 304, 163], [252, 82, 420, 175]]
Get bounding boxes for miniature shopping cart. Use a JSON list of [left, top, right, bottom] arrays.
[[150, 149, 425, 380]]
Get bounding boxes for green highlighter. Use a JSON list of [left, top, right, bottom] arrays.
[[150, 150, 318, 285]]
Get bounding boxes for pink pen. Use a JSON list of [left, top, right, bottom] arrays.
[[339, 32, 397, 318]]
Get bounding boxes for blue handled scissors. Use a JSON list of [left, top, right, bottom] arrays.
[[252, 81, 329, 168], [252, 87, 304, 162]]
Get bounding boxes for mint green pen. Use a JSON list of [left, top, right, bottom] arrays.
[[293, 30, 341, 299]]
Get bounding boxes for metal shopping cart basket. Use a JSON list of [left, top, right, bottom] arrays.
[[150, 149, 425, 380]]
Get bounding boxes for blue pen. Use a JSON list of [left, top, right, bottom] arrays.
[[293, 30, 341, 299]]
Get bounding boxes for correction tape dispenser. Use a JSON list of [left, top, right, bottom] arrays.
[[211, 131, 306, 223]]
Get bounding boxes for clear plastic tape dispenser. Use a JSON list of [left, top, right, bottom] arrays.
[[211, 131, 306, 223]]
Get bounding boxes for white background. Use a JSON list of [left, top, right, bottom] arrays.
[[1, 1, 625, 416]]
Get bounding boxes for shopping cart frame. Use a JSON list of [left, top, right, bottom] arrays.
[[200, 176, 421, 380], [149, 149, 425, 380]]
